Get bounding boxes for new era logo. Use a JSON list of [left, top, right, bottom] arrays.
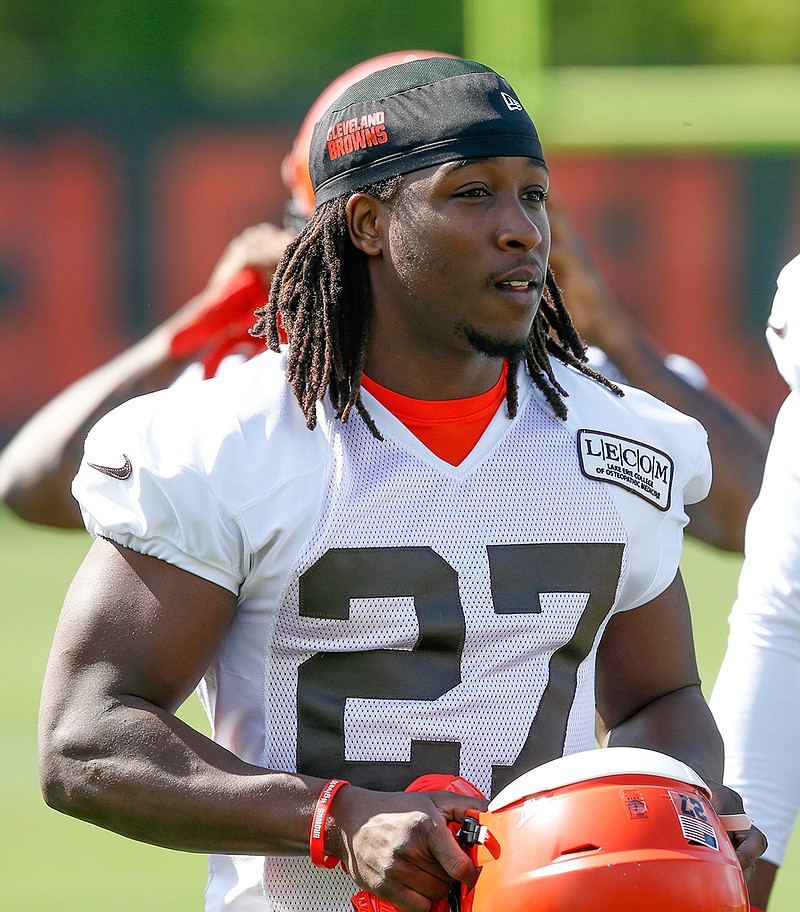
[[501, 91, 523, 112]]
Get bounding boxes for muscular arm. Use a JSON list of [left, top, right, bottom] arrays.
[[596, 573, 720, 778], [38, 537, 480, 911], [548, 193, 769, 551], [0, 223, 290, 529], [596, 571, 766, 878]]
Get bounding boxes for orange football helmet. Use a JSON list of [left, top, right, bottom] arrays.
[[281, 50, 455, 224], [458, 748, 749, 912]]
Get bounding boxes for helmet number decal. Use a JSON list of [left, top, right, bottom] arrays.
[[670, 791, 720, 850]]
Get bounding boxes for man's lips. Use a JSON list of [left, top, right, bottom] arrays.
[[492, 270, 543, 296], [496, 279, 535, 289], [491, 265, 544, 292]]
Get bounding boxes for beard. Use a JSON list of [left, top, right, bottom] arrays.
[[460, 322, 530, 360]]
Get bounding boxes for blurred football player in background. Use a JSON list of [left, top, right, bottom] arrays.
[[711, 251, 800, 912], [0, 51, 769, 544], [546, 192, 769, 551]]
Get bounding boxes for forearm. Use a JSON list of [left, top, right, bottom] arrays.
[[604, 683, 724, 785], [40, 687, 483, 910], [0, 327, 192, 528], [40, 689, 321, 855], [2, 263, 270, 529]]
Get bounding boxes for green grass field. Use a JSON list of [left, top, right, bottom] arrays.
[[1, 504, 797, 909]]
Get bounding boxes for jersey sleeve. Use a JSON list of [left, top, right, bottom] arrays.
[[766, 251, 800, 394], [73, 387, 249, 594], [675, 408, 713, 506], [621, 403, 710, 611]]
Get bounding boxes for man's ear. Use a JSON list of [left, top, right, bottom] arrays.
[[346, 193, 385, 257]]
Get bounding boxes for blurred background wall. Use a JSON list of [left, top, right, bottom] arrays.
[[2, 0, 799, 441]]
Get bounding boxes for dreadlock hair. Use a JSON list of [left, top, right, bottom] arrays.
[[250, 177, 622, 436], [526, 269, 624, 420], [251, 176, 401, 439]]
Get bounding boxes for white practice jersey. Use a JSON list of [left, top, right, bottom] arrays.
[[74, 352, 710, 912], [711, 252, 800, 866]]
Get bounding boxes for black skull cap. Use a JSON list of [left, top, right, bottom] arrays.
[[309, 56, 546, 207]]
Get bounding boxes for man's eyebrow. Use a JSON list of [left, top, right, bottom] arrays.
[[447, 157, 493, 170], [444, 156, 550, 173]]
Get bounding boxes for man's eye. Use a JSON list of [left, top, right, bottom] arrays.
[[523, 189, 548, 203], [524, 189, 549, 203], [457, 187, 489, 198]]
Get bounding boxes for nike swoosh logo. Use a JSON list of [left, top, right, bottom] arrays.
[[87, 455, 133, 480]]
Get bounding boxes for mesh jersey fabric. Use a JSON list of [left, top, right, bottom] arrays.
[[73, 350, 710, 912]]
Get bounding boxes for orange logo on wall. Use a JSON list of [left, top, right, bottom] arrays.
[[326, 111, 388, 160]]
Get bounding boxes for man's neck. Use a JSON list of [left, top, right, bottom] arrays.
[[362, 350, 505, 401]]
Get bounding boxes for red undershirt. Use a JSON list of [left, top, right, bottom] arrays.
[[360, 368, 507, 466]]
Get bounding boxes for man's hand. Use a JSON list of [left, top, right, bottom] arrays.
[[330, 786, 486, 912], [167, 223, 294, 374], [206, 223, 294, 294], [706, 779, 768, 881]]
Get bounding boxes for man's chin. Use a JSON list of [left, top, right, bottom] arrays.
[[462, 325, 528, 360]]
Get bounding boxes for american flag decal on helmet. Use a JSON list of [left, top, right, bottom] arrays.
[[670, 791, 720, 851]]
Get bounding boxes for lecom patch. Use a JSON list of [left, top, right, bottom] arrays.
[[577, 429, 674, 511]]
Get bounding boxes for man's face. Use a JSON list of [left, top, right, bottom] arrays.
[[365, 156, 551, 365]]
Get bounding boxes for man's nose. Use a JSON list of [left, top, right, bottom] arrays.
[[495, 201, 545, 251]]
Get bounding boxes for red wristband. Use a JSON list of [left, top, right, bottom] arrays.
[[310, 778, 350, 868]]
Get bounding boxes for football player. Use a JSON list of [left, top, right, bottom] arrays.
[[38, 55, 765, 912]]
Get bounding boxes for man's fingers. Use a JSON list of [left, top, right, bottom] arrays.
[[367, 850, 453, 912], [427, 791, 488, 822], [424, 817, 480, 888], [378, 883, 440, 912], [719, 813, 752, 831], [730, 825, 769, 882], [706, 781, 768, 880]]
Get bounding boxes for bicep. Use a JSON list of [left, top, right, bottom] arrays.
[[45, 536, 236, 713], [595, 571, 701, 731]]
